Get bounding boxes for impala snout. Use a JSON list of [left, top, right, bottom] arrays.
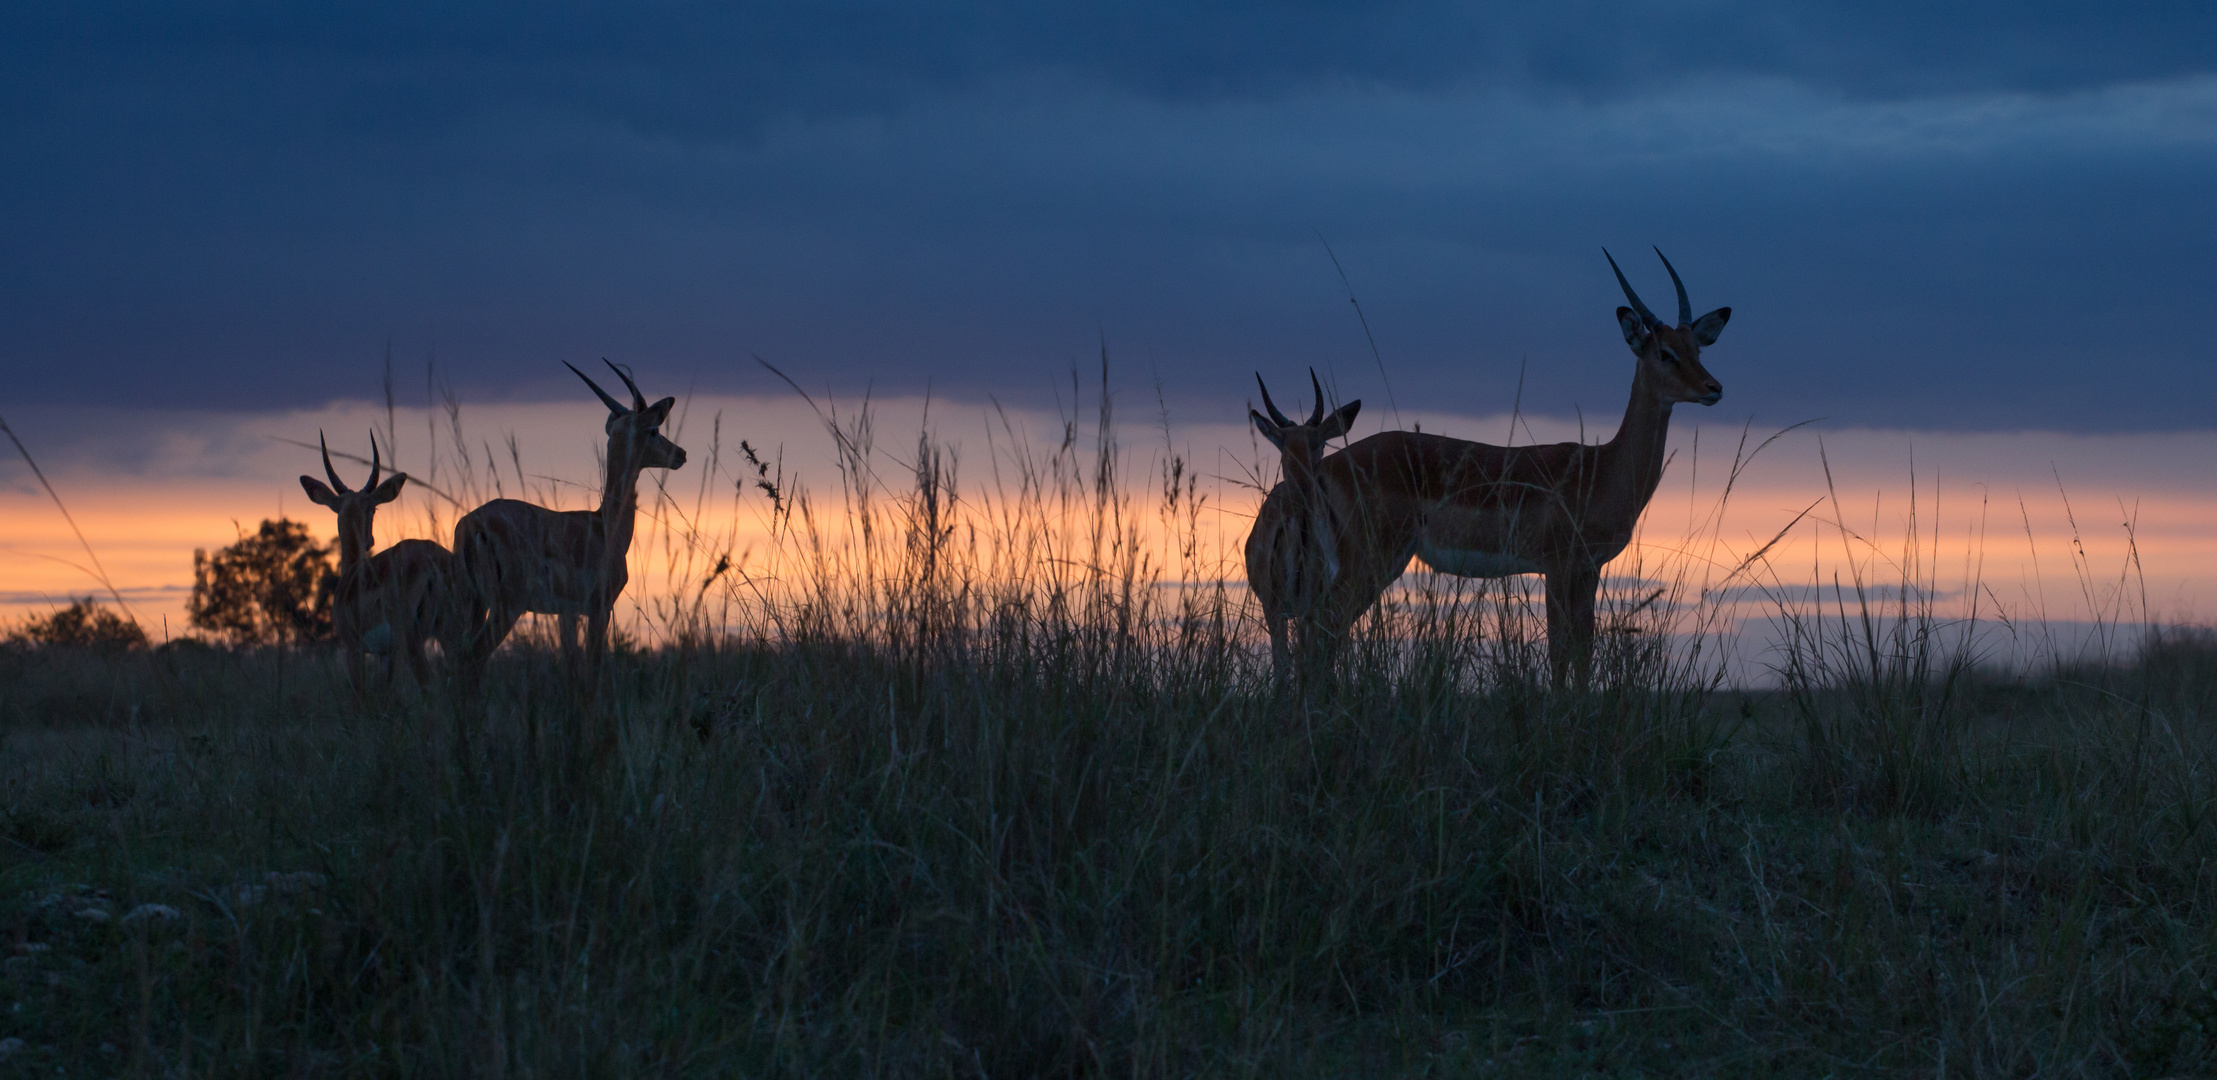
[[644, 435, 687, 471], [1698, 381, 1722, 406]]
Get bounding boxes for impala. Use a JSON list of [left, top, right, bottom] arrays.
[[1277, 248, 1730, 682], [1245, 369, 1361, 685], [300, 434, 472, 691], [453, 361, 687, 685]]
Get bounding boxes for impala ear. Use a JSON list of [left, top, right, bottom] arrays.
[[300, 476, 339, 507], [1250, 409, 1287, 451], [370, 473, 409, 505], [1691, 306, 1731, 346], [646, 397, 676, 425], [1318, 399, 1361, 440], [1616, 307, 1648, 350]]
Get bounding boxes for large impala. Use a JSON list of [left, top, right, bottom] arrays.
[[300, 434, 472, 691], [1281, 249, 1730, 682], [454, 361, 687, 686], [1245, 370, 1361, 685]]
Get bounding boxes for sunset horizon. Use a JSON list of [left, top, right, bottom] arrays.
[[9, 4, 2217, 1073]]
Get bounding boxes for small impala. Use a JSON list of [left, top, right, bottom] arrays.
[[300, 434, 472, 691], [1244, 369, 1361, 685], [1267, 249, 1731, 682], [453, 361, 687, 685]]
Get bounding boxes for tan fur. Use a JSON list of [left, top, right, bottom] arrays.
[[301, 437, 469, 691], [453, 362, 686, 687], [1244, 372, 1360, 686], [1266, 254, 1730, 682]]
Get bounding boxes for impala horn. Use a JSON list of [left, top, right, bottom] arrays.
[[1655, 247, 1691, 327], [1604, 248, 1662, 330], [319, 431, 350, 494], [364, 430, 382, 490], [605, 358, 647, 412], [567, 360, 629, 416], [1255, 374, 1293, 428], [1306, 369, 1327, 426]]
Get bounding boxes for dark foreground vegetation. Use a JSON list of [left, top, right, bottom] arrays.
[[6, 611, 2216, 1077], [5, 396, 2214, 1077]]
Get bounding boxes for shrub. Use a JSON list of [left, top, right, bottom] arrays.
[[5, 597, 148, 650], [187, 518, 337, 646]]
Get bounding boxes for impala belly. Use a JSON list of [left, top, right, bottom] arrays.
[[1417, 539, 1541, 579], [1416, 502, 1543, 579], [516, 562, 601, 615]]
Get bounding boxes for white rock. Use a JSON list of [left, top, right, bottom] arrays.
[[0, 1037, 23, 1057], [74, 907, 111, 923]]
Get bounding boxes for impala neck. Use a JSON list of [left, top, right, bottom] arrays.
[[334, 512, 372, 576], [596, 437, 646, 565], [1282, 449, 1322, 504], [1601, 363, 1674, 508]]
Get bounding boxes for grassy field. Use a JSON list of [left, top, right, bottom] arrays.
[[5, 394, 2215, 1077]]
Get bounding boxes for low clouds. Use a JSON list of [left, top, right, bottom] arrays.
[[3, 3, 2215, 429]]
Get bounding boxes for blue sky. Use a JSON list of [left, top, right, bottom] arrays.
[[6, 1, 2217, 429]]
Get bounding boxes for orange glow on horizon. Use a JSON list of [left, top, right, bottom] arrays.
[[4, 397, 2212, 649]]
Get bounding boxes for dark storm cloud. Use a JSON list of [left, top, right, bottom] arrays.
[[4, 2, 2217, 429]]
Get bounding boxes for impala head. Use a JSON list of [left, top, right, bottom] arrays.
[[300, 431, 407, 553], [568, 359, 688, 472], [1606, 247, 1730, 407], [1251, 369, 1360, 468]]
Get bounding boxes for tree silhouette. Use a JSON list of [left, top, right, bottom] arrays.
[[7, 597, 148, 650], [188, 518, 337, 645]]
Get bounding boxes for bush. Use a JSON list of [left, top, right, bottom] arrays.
[[187, 518, 337, 646], [5, 597, 148, 650]]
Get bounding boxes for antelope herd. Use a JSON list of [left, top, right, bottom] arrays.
[[1244, 248, 1729, 686], [304, 249, 1724, 695], [305, 361, 686, 699]]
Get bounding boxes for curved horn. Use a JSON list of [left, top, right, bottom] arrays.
[[566, 360, 627, 416], [365, 429, 382, 490], [319, 431, 350, 494], [1655, 247, 1691, 327], [605, 358, 647, 412], [1306, 368, 1327, 426], [1604, 248, 1660, 329], [1255, 373, 1292, 427]]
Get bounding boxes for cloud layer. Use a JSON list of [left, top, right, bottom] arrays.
[[5, 3, 2216, 429]]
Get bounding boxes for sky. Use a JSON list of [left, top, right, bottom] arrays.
[[3, 2, 2215, 651], [6, 1, 2217, 428]]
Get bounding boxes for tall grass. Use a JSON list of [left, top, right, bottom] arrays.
[[4, 372, 2215, 1076]]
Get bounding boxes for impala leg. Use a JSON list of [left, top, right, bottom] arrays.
[[464, 607, 522, 696], [589, 609, 610, 667], [583, 608, 611, 701], [403, 630, 433, 689], [1266, 614, 1293, 686], [1300, 604, 1353, 697], [1544, 567, 1598, 686], [557, 614, 583, 671]]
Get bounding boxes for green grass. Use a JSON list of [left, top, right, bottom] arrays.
[[4, 390, 2215, 1076], [8, 631, 2216, 1076]]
